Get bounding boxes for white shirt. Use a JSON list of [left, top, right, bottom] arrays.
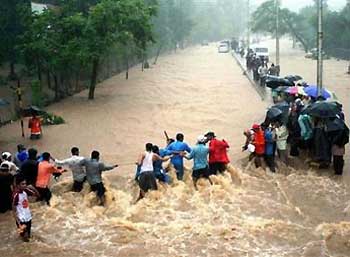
[[55, 155, 85, 181], [14, 191, 32, 222], [140, 152, 153, 173]]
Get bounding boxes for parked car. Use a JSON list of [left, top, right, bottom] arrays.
[[305, 48, 329, 60]]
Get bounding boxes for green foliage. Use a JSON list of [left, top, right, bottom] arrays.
[[31, 79, 43, 107], [42, 112, 65, 125]]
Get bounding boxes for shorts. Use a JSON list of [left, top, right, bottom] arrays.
[[36, 187, 52, 205], [192, 166, 210, 179], [30, 134, 41, 140], [209, 162, 227, 175], [138, 171, 158, 192], [73, 177, 86, 192], [91, 182, 106, 198], [16, 220, 32, 238]]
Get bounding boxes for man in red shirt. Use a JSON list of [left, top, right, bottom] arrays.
[[28, 114, 42, 140], [205, 132, 230, 175]]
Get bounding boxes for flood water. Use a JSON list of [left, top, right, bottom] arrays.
[[0, 43, 350, 257]]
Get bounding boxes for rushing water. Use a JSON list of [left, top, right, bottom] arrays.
[[0, 43, 349, 256]]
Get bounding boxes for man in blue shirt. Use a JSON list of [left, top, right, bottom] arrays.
[[185, 135, 212, 190], [167, 133, 191, 180], [264, 126, 276, 172]]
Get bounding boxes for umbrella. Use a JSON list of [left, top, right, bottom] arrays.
[[285, 86, 306, 96], [21, 106, 45, 117], [285, 75, 303, 82], [0, 98, 10, 107], [266, 75, 294, 89], [273, 101, 290, 112], [305, 101, 341, 118], [275, 86, 289, 92], [266, 107, 283, 120], [326, 117, 346, 132], [304, 85, 331, 99]]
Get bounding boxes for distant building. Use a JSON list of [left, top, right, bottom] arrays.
[[31, 2, 48, 14]]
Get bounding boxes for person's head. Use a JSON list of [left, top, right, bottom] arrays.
[[197, 135, 207, 145], [176, 133, 184, 142], [71, 147, 79, 156], [1, 152, 12, 161], [16, 176, 27, 191], [91, 150, 100, 160], [28, 148, 38, 160], [205, 132, 215, 140], [0, 163, 9, 173], [152, 145, 160, 154], [252, 124, 260, 132], [145, 143, 153, 152], [271, 63, 275, 67], [42, 152, 51, 161], [17, 144, 25, 153]]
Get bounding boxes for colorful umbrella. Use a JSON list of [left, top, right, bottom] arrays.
[[304, 85, 331, 99], [285, 86, 306, 95]]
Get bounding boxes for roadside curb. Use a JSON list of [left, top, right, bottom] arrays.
[[231, 51, 266, 101]]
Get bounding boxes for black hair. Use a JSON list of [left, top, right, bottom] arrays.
[[28, 148, 38, 160], [176, 133, 184, 141], [42, 152, 50, 161], [145, 143, 153, 152], [71, 147, 79, 155], [0, 163, 9, 171], [17, 144, 25, 152], [16, 175, 26, 185], [91, 150, 100, 160], [152, 145, 160, 154]]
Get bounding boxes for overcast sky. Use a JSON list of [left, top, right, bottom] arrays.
[[253, 0, 346, 11]]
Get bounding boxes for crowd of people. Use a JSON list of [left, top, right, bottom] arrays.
[[245, 49, 280, 87], [0, 131, 232, 241], [242, 87, 348, 176]]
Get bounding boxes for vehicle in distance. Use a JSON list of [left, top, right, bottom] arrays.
[[218, 41, 230, 53], [253, 46, 269, 62]]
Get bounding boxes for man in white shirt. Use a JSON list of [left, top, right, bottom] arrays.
[[55, 147, 86, 192]]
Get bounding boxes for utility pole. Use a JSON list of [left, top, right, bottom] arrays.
[[275, 0, 280, 66], [317, 0, 324, 96], [247, 0, 250, 52]]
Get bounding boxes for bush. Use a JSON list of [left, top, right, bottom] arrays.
[[42, 112, 65, 126]]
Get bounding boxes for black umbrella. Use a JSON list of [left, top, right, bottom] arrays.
[[326, 118, 345, 132], [285, 75, 303, 82], [326, 118, 349, 146], [266, 75, 294, 89], [266, 107, 283, 120], [21, 106, 45, 117], [306, 101, 341, 118], [0, 98, 10, 107], [275, 86, 289, 92]]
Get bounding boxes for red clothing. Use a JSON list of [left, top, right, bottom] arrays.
[[28, 117, 41, 135], [36, 161, 61, 188], [209, 138, 230, 164], [254, 129, 265, 155]]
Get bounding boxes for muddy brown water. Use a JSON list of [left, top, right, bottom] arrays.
[[0, 42, 350, 256]]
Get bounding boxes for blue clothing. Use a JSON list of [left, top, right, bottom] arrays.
[[264, 129, 274, 156], [17, 151, 28, 162], [186, 144, 209, 171], [167, 141, 191, 167]]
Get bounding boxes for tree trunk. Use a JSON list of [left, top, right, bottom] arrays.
[[53, 74, 59, 101], [9, 62, 16, 80], [36, 58, 42, 83], [88, 58, 99, 100], [153, 44, 162, 65], [126, 56, 129, 80], [47, 69, 52, 89]]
